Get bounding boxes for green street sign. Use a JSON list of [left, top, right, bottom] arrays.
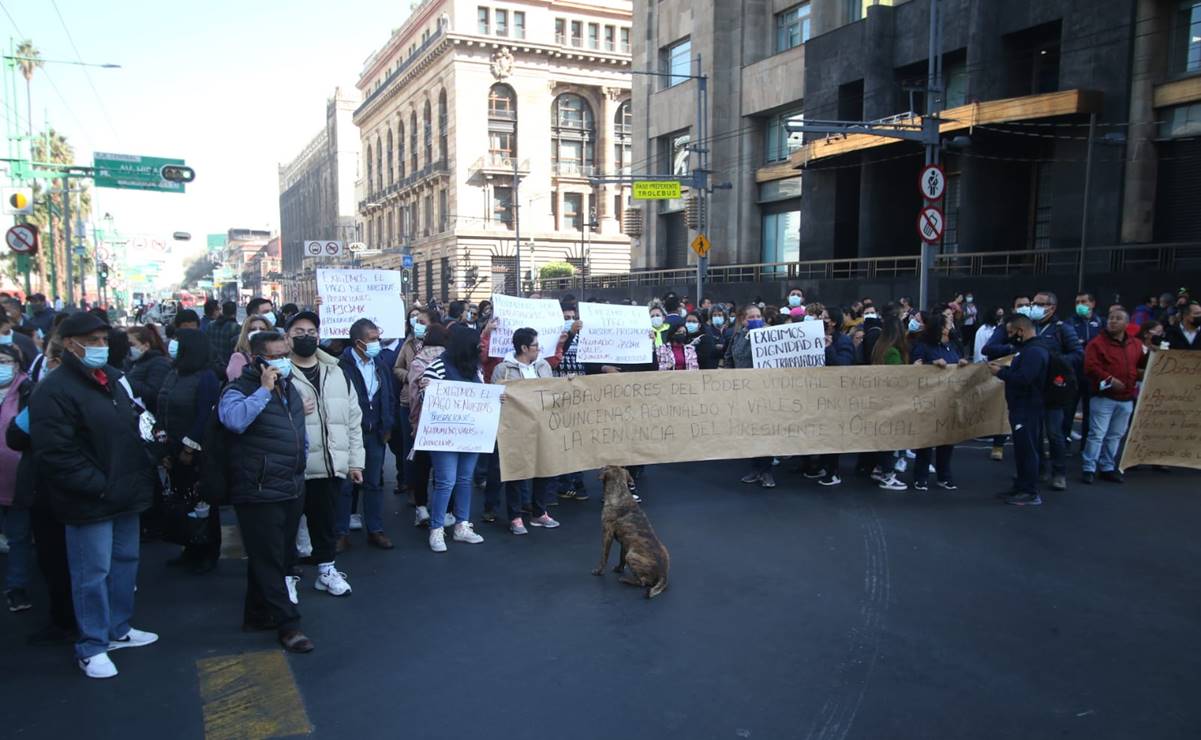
[[93, 152, 189, 193]]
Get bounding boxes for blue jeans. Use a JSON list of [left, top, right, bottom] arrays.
[[429, 451, 479, 529], [338, 432, 386, 535], [1082, 396, 1134, 473], [1040, 407, 1067, 476], [64, 513, 140, 659], [3, 506, 32, 591], [503, 479, 550, 521]]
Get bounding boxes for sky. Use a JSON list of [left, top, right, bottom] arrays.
[[1, 0, 410, 275]]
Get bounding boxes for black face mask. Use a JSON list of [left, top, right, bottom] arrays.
[[292, 336, 319, 358]]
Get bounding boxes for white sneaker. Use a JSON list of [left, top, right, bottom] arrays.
[[429, 527, 447, 553], [414, 506, 430, 528], [510, 518, 528, 536], [870, 467, 888, 483], [315, 568, 352, 596], [529, 513, 560, 529], [285, 576, 299, 605], [894, 457, 908, 474], [443, 512, 456, 528], [108, 627, 159, 651], [78, 652, 118, 679], [452, 522, 484, 544], [878, 474, 908, 492], [905, 450, 917, 459], [296, 516, 313, 558], [349, 514, 363, 531]]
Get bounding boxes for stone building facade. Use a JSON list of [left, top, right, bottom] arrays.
[[353, 0, 633, 303]]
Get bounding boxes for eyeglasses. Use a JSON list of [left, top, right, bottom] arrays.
[[289, 329, 318, 337], [1032, 301, 1052, 308]]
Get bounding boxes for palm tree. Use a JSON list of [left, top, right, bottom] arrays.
[[15, 41, 42, 147]]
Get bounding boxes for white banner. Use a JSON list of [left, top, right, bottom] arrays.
[[576, 302, 653, 365], [488, 293, 564, 360], [749, 322, 827, 369], [316, 269, 405, 340], [414, 380, 506, 454]]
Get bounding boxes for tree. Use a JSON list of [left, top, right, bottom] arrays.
[[29, 129, 91, 299], [15, 40, 42, 143]]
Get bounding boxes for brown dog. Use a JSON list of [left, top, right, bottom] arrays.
[[592, 466, 670, 598]]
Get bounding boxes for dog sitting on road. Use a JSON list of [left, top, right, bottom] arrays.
[[592, 466, 670, 599]]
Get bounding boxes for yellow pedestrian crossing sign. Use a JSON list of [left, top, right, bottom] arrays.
[[690, 233, 711, 257]]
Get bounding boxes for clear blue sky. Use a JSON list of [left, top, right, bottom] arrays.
[[2, 0, 405, 272]]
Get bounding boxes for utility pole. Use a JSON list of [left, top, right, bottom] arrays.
[[693, 53, 709, 304], [63, 172, 73, 307], [512, 155, 522, 297]]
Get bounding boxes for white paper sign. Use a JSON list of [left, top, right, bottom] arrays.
[[576, 302, 653, 365], [316, 269, 405, 340], [414, 380, 505, 453], [488, 293, 565, 360], [749, 321, 827, 369]]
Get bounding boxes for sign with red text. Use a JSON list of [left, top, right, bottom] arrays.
[[577, 302, 653, 365], [488, 293, 566, 361], [414, 380, 506, 453], [316, 268, 404, 339]]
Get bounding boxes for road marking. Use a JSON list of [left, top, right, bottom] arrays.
[[197, 651, 312, 740]]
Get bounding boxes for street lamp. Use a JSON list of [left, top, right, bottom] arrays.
[[5, 55, 121, 69]]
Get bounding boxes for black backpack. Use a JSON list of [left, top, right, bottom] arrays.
[[1043, 349, 1077, 409]]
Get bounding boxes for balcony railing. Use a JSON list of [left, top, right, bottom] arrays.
[[360, 159, 449, 210], [553, 161, 597, 178]]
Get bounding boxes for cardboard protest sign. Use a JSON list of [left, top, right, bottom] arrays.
[[316, 269, 404, 339], [497, 364, 1008, 481], [1119, 350, 1201, 471], [749, 322, 826, 368], [414, 380, 506, 454], [488, 293, 564, 360], [577, 302, 653, 365]]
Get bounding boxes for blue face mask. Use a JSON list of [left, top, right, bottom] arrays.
[[712, 316, 726, 327], [412, 322, 427, 339], [361, 340, 382, 358], [746, 319, 765, 330], [168, 339, 179, 359], [1015, 305, 1033, 318], [1028, 306, 1047, 321], [0, 333, 12, 346], [686, 322, 700, 334], [788, 295, 802, 307], [267, 358, 292, 378], [651, 316, 664, 328], [563, 320, 575, 333], [908, 318, 922, 334], [0, 365, 14, 386], [76, 342, 108, 369]]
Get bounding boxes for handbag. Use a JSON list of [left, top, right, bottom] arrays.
[[160, 476, 212, 547]]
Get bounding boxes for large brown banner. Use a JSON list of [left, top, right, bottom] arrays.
[[1120, 350, 1201, 471], [498, 365, 1009, 481]]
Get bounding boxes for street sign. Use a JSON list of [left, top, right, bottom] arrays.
[[402, 253, 414, 270], [93, 152, 189, 193], [917, 206, 945, 244], [690, 233, 712, 257], [2, 187, 33, 215], [5, 224, 38, 254], [633, 181, 682, 200], [919, 164, 946, 201], [305, 240, 344, 257]]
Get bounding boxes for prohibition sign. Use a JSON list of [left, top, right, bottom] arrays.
[[917, 206, 944, 244], [919, 164, 947, 201], [5, 224, 39, 255]]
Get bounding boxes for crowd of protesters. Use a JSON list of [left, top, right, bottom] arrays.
[[0, 284, 1198, 677]]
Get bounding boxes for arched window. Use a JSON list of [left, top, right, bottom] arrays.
[[488, 83, 517, 164], [614, 100, 632, 174], [397, 120, 406, 180], [410, 111, 418, 173], [438, 89, 448, 167], [552, 93, 595, 176], [375, 136, 383, 191], [386, 129, 394, 186], [423, 100, 433, 167], [365, 142, 373, 193]]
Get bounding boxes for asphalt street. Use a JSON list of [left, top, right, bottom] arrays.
[[3, 447, 1200, 740]]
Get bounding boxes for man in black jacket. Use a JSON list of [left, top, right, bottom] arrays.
[[218, 329, 312, 653], [29, 312, 159, 679], [206, 300, 241, 373], [1164, 301, 1201, 350]]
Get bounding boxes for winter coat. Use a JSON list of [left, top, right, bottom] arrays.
[[220, 367, 306, 505], [392, 336, 423, 407], [1084, 331, 1146, 402], [29, 354, 156, 524], [491, 354, 554, 383], [125, 349, 172, 413], [825, 332, 857, 367], [0, 374, 31, 506], [996, 336, 1053, 424], [291, 350, 366, 480], [339, 347, 396, 442]]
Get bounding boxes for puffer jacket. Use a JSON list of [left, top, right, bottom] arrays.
[[491, 353, 554, 383], [291, 350, 365, 480]]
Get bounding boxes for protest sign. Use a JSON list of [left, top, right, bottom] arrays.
[[316, 268, 404, 339], [497, 364, 1008, 480], [577, 302, 653, 365], [1119, 350, 1201, 471], [414, 380, 506, 454], [488, 293, 565, 360], [749, 322, 826, 369]]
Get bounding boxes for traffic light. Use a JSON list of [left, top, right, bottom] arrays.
[[2, 187, 33, 215], [98, 262, 109, 287], [160, 165, 195, 183]]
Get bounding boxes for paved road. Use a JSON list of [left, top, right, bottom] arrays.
[[4, 450, 1200, 740]]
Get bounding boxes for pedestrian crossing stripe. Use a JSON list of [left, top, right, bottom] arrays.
[[196, 650, 312, 739]]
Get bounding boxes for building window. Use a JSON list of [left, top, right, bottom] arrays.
[[440, 257, 450, 301], [1174, 1, 1201, 74], [386, 129, 394, 185], [423, 100, 433, 167], [494, 186, 514, 226], [438, 90, 448, 167], [488, 83, 517, 165], [765, 110, 804, 163], [571, 20, 583, 47], [604, 25, 616, 52], [397, 121, 406, 179], [942, 172, 960, 253], [845, 0, 863, 23], [413, 259, 420, 295], [439, 188, 449, 232], [410, 112, 418, 172], [477, 7, 489, 34], [1030, 162, 1053, 250], [1161, 102, 1201, 138], [365, 143, 373, 194], [588, 23, 600, 49], [663, 38, 692, 88], [376, 137, 383, 192], [762, 208, 801, 263], [424, 195, 433, 237], [659, 132, 691, 212], [775, 3, 811, 52], [620, 27, 630, 53], [555, 18, 566, 45], [563, 193, 583, 231], [552, 94, 596, 176], [514, 11, 526, 39], [496, 9, 508, 36], [614, 100, 632, 175]]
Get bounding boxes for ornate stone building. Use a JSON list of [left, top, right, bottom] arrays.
[[353, 0, 633, 302]]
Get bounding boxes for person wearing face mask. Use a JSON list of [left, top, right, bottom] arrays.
[[982, 295, 1033, 363], [226, 315, 274, 383], [1080, 307, 1146, 485], [29, 313, 160, 677], [246, 297, 277, 328], [337, 319, 396, 551], [207, 301, 241, 373], [25, 293, 56, 337], [909, 311, 970, 492], [392, 309, 430, 503], [1029, 291, 1083, 491], [1, 345, 35, 613], [857, 303, 885, 365], [961, 292, 979, 345], [804, 308, 855, 487], [155, 329, 222, 574], [1164, 300, 1201, 350], [785, 288, 805, 314], [707, 306, 733, 364], [0, 311, 34, 372], [218, 329, 312, 653], [729, 305, 777, 488], [649, 306, 672, 348], [287, 312, 363, 597], [1068, 292, 1104, 448], [125, 325, 173, 414], [658, 311, 717, 371], [988, 315, 1050, 506]]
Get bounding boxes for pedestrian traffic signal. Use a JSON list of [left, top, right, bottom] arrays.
[[160, 165, 195, 183]]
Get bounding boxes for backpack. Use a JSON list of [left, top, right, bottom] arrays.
[[1043, 349, 1077, 409]]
